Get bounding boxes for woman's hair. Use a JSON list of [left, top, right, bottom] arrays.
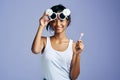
[[46, 4, 71, 31]]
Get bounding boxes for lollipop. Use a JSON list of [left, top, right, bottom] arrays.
[[79, 33, 84, 40]]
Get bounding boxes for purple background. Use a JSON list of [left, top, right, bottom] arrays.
[[0, 0, 120, 80]]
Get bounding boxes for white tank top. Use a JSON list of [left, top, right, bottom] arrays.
[[41, 37, 73, 80]]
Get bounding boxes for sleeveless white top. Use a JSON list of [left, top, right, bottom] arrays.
[[41, 37, 73, 80]]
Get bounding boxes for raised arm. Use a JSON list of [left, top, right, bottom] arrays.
[[31, 13, 50, 54]]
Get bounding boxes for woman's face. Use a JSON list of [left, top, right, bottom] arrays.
[[50, 18, 69, 33]]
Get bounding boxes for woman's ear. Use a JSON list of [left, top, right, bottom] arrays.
[[67, 20, 70, 26]]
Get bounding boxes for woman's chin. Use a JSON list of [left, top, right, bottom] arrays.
[[55, 29, 64, 33]]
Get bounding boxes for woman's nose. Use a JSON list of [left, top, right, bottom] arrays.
[[55, 19, 61, 26]]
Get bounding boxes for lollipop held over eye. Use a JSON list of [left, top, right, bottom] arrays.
[[79, 33, 84, 40]]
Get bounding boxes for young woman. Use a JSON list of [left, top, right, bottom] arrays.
[[31, 4, 84, 80]]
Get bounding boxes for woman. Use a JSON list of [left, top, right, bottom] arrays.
[[31, 4, 84, 80]]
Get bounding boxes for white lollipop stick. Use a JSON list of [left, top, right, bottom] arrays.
[[79, 33, 84, 40]]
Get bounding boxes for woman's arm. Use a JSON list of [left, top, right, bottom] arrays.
[[31, 13, 50, 54], [31, 25, 45, 54], [70, 41, 84, 80], [70, 52, 80, 80]]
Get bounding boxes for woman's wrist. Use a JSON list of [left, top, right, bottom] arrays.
[[75, 52, 81, 57], [39, 24, 45, 30]]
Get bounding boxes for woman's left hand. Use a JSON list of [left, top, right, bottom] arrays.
[[75, 40, 84, 55]]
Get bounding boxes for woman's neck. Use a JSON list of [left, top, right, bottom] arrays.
[[53, 32, 68, 41]]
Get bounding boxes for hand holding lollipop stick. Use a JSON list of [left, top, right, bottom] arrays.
[[79, 32, 84, 40], [75, 32, 84, 53]]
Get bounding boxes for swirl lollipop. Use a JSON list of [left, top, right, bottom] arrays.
[[79, 33, 84, 40]]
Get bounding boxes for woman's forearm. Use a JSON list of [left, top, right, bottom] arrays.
[[70, 54, 80, 80]]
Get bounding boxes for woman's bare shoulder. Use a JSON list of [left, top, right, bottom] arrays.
[[41, 36, 47, 45], [72, 41, 76, 53]]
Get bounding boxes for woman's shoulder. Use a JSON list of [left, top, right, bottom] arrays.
[[41, 36, 47, 45], [72, 41, 76, 53], [41, 36, 47, 40], [41, 36, 52, 45]]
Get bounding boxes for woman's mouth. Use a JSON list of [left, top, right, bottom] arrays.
[[56, 26, 63, 30]]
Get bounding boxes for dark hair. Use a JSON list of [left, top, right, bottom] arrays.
[[46, 4, 71, 31]]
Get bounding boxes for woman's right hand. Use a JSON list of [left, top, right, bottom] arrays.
[[39, 12, 51, 28]]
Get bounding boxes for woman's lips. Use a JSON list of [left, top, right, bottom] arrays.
[[56, 26, 63, 30]]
